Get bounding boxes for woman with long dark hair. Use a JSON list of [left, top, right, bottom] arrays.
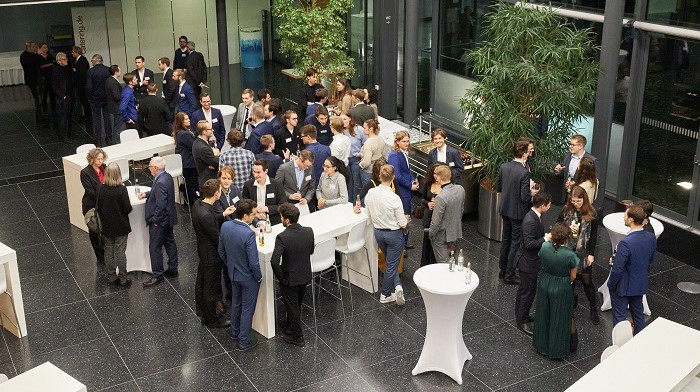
[[572, 157, 598, 203], [558, 185, 600, 324], [333, 78, 354, 115], [316, 156, 349, 209], [173, 111, 198, 206]]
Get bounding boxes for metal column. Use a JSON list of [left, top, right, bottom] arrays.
[[403, 0, 419, 125], [373, 0, 399, 119], [215, 0, 230, 105]]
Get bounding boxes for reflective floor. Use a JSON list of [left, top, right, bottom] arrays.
[[1, 96, 700, 391]]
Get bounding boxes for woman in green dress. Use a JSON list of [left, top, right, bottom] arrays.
[[533, 222, 579, 359]]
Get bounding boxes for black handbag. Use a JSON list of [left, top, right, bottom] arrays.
[[84, 188, 102, 233]]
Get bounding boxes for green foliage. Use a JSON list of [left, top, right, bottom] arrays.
[[459, 2, 598, 185], [272, 0, 354, 76]]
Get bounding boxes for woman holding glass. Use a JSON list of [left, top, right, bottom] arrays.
[[80, 148, 107, 264], [341, 113, 367, 202], [173, 112, 198, 206], [572, 157, 598, 203], [316, 156, 349, 209], [358, 119, 386, 186], [97, 163, 133, 287], [558, 185, 600, 324]]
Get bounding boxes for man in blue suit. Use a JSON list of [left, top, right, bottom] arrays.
[[608, 205, 656, 335], [244, 106, 274, 154], [218, 199, 262, 350], [119, 73, 138, 129], [173, 69, 196, 116], [138, 156, 179, 287], [190, 92, 226, 149]]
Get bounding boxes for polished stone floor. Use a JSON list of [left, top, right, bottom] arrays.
[[2, 98, 700, 391]]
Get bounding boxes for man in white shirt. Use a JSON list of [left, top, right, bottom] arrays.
[[329, 117, 351, 165], [554, 134, 596, 196], [360, 164, 407, 305]]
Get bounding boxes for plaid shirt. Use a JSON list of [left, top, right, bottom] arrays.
[[219, 147, 255, 189]]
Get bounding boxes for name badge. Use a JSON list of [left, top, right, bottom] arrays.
[[329, 184, 336, 189], [320, 130, 327, 133], [305, 175, 311, 181], [285, 137, 292, 143], [449, 162, 455, 167], [212, 118, 218, 123], [182, 53, 186, 57], [232, 196, 239, 203], [180, 93, 185, 97], [144, 77, 150, 81], [266, 193, 275, 198]]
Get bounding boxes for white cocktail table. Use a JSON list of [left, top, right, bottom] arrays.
[[124, 186, 152, 273], [412, 263, 479, 385], [0, 361, 86, 391], [598, 212, 664, 315], [0, 242, 26, 338]]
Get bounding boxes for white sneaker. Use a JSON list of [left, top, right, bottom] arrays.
[[380, 293, 396, 303], [395, 285, 405, 305]]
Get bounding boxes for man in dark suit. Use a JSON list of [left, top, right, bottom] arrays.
[[192, 179, 235, 328], [275, 150, 315, 206], [20, 41, 42, 122], [427, 128, 464, 184], [271, 203, 315, 347], [255, 135, 284, 178], [173, 69, 197, 116], [137, 83, 169, 136], [192, 120, 220, 188], [244, 106, 274, 154], [514, 192, 552, 335], [299, 67, 323, 115], [303, 105, 332, 146], [185, 41, 207, 99], [218, 199, 262, 350], [301, 125, 331, 187], [242, 160, 286, 225], [347, 89, 376, 127], [131, 55, 154, 102], [174, 35, 189, 70], [52, 52, 74, 142], [274, 110, 303, 158], [158, 57, 177, 124], [105, 65, 123, 144], [496, 139, 537, 284], [70, 46, 90, 121], [190, 93, 226, 149], [608, 205, 657, 335], [554, 134, 596, 201], [265, 100, 283, 134], [138, 156, 179, 287], [86, 54, 111, 145]]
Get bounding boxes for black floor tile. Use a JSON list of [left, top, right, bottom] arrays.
[[14, 337, 132, 391], [41, 212, 79, 242], [498, 363, 584, 391], [97, 381, 141, 392], [15, 241, 66, 278], [649, 265, 700, 314], [0, 218, 50, 249], [0, 146, 50, 167], [0, 197, 35, 225], [0, 184, 23, 201], [135, 353, 256, 392], [296, 371, 374, 392], [17, 176, 66, 195], [110, 315, 224, 378], [21, 268, 84, 314], [26, 191, 68, 216]]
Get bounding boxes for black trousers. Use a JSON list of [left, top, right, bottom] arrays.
[[499, 216, 522, 279], [55, 96, 73, 137], [515, 270, 538, 325], [182, 167, 199, 206], [195, 262, 223, 324], [88, 229, 104, 263], [220, 262, 232, 301], [279, 283, 306, 338], [26, 83, 41, 118], [76, 85, 90, 118]]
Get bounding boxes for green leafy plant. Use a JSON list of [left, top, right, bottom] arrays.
[[459, 2, 598, 187], [272, 0, 354, 76]]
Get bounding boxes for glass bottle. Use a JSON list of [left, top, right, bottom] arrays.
[[258, 227, 265, 246], [355, 194, 361, 208], [448, 250, 455, 272], [465, 262, 472, 284], [134, 179, 140, 195], [457, 249, 464, 272], [265, 213, 272, 233]]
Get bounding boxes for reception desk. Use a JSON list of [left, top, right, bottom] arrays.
[[62, 134, 175, 232], [252, 203, 377, 338]]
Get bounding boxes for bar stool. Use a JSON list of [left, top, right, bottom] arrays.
[[335, 221, 373, 313], [310, 237, 343, 329]]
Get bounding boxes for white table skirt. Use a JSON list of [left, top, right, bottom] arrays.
[[0, 51, 24, 86], [598, 213, 664, 314], [412, 263, 480, 385], [212, 104, 236, 134], [124, 186, 152, 273]]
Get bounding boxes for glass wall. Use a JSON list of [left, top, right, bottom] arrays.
[[348, 0, 373, 88], [531, 0, 636, 15], [647, 0, 700, 29], [437, 0, 492, 77]]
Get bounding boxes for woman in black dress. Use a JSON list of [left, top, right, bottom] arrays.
[[420, 163, 449, 266], [173, 112, 198, 206], [80, 148, 107, 264], [97, 163, 133, 286]]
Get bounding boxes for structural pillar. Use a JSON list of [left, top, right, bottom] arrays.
[[373, 0, 399, 119], [215, 0, 231, 105], [403, 0, 419, 125]]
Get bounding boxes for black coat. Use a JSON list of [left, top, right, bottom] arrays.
[[73, 55, 89, 87], [131, 67, 154, 100], [137, 94, 169, 136], [514, 209, 545, 273], [192, 200, 224, 266], [97, 185, 133, 237], [85, 63, 110, 106], [241, 178, 286, 224], [80, 164, 105, 215], [185, 51, 207, 87], [496, 160, 532, 220], [52, 64, 73, 101], [174, 48, 189, 70], [161, 68, 178, 109], [20, 50, 41, 87], [271, 223, 314, 286], [192, 137, 219, 188], [212, 185, 242, 221], [273, 126, 303, 157], [105, 76, 122, 115], [175, 129, 196, 169]]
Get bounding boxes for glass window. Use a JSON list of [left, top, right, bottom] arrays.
[[647, 0, 700, 29], [531, 0, 636, 16], [437, 0, 492, 76], [633, 37, 700, 216]]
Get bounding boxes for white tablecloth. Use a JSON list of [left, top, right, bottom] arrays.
[[412, 263, 480, 385], [125, 186, 152, 273], [0, 51, 24, 86], [598, 212, 664, 314], [212, 104, 236, 133]]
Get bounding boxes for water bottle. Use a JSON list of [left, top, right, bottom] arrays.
[[448, 251, 455, 272], [134, 179, 140, 196], [465, 262, 472, 284], [457, 249, 464, 272], [265, 213, 272, 233], [355, 194, 361, 208]]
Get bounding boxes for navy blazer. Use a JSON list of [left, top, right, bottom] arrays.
[[269, 117, 282, 134], [176, 82, 197, 116], [304, 115, 332, 146], [131, 67, 155, 100], [145, 171, 178, 227], [427, 146, 465, 184], [608, 230, 656, 297], [514, 209, 545, 273], [244, 120, 274, 154], [496, 160, 532, 220], [190, 107, 226, 149], [387, 150, 413, 214], [175, 129, 196, 169], [219, 219, 262, 282], [212, 185, 242, 221], [255, 151, 283, 179]]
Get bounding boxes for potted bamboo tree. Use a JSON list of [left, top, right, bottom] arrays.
[[459, 2, 598, 240]]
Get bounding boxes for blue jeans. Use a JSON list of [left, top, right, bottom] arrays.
[[374, 228, 404, 296], [148, 224, 178, 279], [231, 279, 260, 344], [91, 102, 112, 145], [361, 170, 372, 188], [348, 156, 362, 202]]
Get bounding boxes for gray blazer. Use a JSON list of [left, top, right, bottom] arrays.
[[275, 161, 316, 203], [236, 102, 261, 137], [429, 183, 465, 243]]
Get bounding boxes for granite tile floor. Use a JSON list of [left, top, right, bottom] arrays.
[[1, 100, 700, 391]]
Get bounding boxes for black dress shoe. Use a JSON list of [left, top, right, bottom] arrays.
[[405, 244, 415, 250], [142, 277, 164, 287], [281, 333, 305, 347], [118, 277, 132, 287], [163, 269, 179, 278], [504, 278, 520, 285], [517, 323, 534, 336], [499, 273, 505, 280], [239, 337, 258, 351], [207, 319, 231, 328], [526, 315, 535, 323]]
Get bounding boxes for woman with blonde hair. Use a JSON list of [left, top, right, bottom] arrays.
[[97, 162, 133, 286], [387, 130, 419, 248], [80, 147, 107, 264], [358, 119, 385, 185]]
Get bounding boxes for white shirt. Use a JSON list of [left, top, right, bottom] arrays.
[[436, 145, 447, 163], [364, 184, 407, 230], [178, 80, 185, 95], [330, 134, 352, 165], [203, 109, 212, 124], [138, 69, 145, 82], [253, 175, 271, 208], [568, 153, 584, 179]]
